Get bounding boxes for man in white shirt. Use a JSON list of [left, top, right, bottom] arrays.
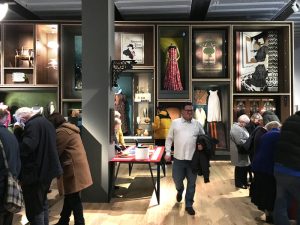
[[165, 102, 204, 215]]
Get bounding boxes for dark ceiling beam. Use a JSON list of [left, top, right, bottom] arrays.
[[9, 1, 40, 20], [190, 0, 211, 21], [115, 4, 123, 21]]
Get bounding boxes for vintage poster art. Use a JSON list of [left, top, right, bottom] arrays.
[[236, 30, 278, 92], [193, 30, 226, 78], [121, 33, 144, 64]]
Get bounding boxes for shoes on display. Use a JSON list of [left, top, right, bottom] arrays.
[[176, 192, 182, 202], [185, 207, 195, 215]]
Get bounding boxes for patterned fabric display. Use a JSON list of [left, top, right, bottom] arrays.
[[163, 46, 183, 91], [0, 140, 24, 213], [5, 172, 24, 213]]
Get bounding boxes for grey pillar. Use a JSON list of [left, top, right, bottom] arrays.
[[81, 0, 115, 202]]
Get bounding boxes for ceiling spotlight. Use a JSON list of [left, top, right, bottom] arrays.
[[272, 0, 300, 21], [0, 3, 8, 21]]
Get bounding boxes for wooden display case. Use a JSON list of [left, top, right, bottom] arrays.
[[116, 21, 293, 151], [157, 25, 190, 99], [36, 24, 59, 85], [115, 25, 154, 67], [3, 24, 34, 85], [116, 69, 154, 142]]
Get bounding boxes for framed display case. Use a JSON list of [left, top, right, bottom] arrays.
[[115, 69, 154, 142], [115, 25, 154, 67], [192, 81, 230, 151], [61, 24, 82, 98], [192, 29, 227, 78], [234, 25, 291, 94], [157, 26, 189, 99], [36, 24, 59, 85], [233, 95, 291, 123], [3, 24, 34, 85]]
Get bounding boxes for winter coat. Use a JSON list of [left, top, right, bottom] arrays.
[[275, 113, 300, 171], [252, 128, 280, 175], [18, 114, 63, 185], [230, 123, 250, 167], [56, 123, 93, 195], [153, 110, 171, 140], [0, 125, 21, 212], [191, 135, 218, 178]]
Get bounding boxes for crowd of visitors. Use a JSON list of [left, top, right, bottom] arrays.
[[0, 104, 92, 225]]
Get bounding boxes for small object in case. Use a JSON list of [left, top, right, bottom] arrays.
[[12, 72, 26, 82]]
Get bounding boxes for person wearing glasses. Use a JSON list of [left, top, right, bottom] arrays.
[[165, 102, 204, 216]]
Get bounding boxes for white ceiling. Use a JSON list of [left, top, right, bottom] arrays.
[[3, 0, 300, 37]]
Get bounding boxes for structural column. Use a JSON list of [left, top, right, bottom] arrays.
[[81, 0, 115, 202]]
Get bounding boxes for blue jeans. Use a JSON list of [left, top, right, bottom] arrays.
[[22, 182, 51, 225], [172, 158, 197, 207], [274, 172, 300, 225]]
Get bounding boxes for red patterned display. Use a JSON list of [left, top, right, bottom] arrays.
[[163, 46, 183, 91]]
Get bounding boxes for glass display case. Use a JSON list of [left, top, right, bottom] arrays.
[[157, 26, 190, 99], [3, 24, 34, 85], [36, 24, 59, 84], [115, 69, 154, 142]]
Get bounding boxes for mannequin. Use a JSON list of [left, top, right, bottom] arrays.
[[163, 43, 183, 91]]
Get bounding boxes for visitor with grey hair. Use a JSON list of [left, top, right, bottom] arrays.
[[273, 111, 300, 225], [0, 106, 21, 225], [13, 107, 62, 225], [250, 121, 281, 223], [230, 114, 250, 189]]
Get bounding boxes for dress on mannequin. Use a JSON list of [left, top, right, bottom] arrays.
[[195, 108, 206, 127], [163, 44, 183, 91], [207, 90, 221, 122]]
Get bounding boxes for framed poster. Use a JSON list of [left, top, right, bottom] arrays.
[[192, 30, 227, 78], [235, 30, 279, 92], [121, 33, 144, 64]]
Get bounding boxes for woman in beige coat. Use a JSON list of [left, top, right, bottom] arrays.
[[48, 113, 93, 225]]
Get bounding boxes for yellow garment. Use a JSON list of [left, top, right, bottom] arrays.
[[116, 128, 126, 147], [152, 110, 172, 139]]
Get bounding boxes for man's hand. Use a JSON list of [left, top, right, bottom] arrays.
[[197, 144, 204, 151], [164, 154, 172, 162]]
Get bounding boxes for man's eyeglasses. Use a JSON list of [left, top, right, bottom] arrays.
[[184, 109, 193, 112]]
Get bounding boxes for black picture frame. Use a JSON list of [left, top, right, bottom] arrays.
[[192, 29, 227, 78], [157, 26, 189, 99]]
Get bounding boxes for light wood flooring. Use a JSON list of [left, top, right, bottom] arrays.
[[13, 161, 280, 225]]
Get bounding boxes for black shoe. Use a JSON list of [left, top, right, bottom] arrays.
[[176, 192, 182, 202], [185, 207, 195, 215], [204, 178, 210, 183]]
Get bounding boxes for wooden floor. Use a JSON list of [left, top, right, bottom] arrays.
[[13, 161, 278, 225]]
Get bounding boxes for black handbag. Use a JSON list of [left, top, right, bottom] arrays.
[[0, 139, 24, 213]]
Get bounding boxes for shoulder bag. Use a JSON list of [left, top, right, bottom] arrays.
[[0, 139, 24, 213]]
